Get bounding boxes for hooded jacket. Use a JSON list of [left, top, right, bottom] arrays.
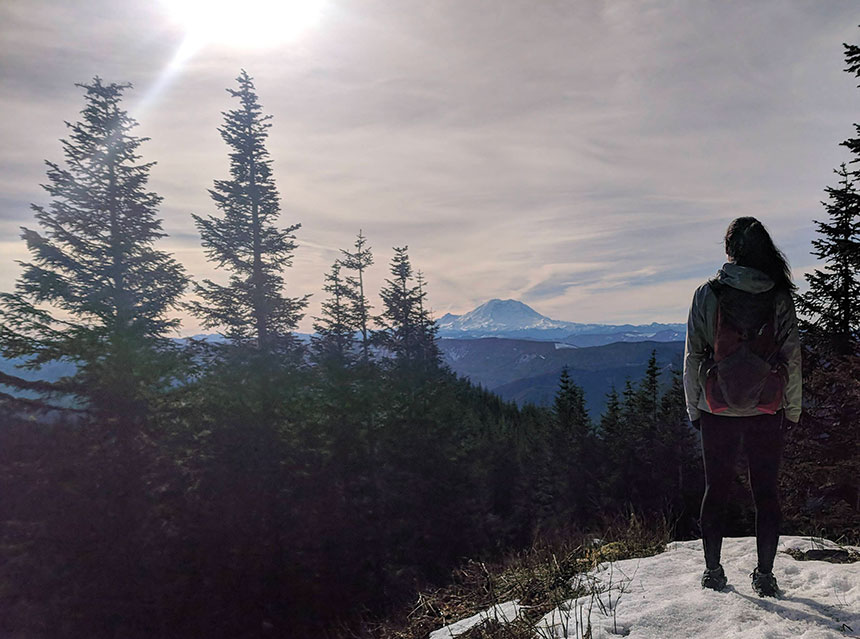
[[683, 262, 802, 423]]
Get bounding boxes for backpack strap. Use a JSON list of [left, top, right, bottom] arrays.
[[765, 292, 791, 366]]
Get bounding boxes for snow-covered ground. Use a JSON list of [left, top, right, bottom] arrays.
[[431, 536, 860, 639]]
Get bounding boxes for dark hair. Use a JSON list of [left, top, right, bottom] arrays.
[[725, 217, 796, 292]]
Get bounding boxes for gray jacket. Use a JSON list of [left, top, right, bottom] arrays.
[[683, 262, 802, 423]]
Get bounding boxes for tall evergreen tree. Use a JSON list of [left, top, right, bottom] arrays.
[[377, 246, 424, 365], [190, 70, 309, 355], [377, 246, 414, 361], [0, 77, 187, 423], [340, 229, 374, 363], [784, 37, 860, 531], [840, 38, 860, 167], [798, 164, 860, 357]]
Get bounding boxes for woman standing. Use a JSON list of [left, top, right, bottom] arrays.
[[683, 217, 802, 597]]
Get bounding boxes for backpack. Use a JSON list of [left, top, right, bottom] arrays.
[[702, 281, 786, 414]]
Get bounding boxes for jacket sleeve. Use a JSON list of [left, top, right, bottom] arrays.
[[776, 292, 802, 422], [683, 284, 710, 422]]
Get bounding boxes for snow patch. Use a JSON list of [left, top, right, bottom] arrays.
[[428, 600, 523, 639], [431, 537, 860, 639]]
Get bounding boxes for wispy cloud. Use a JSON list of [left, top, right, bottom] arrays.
[[0, 0, 855, 332]]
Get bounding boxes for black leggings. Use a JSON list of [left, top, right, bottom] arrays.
[[699, 410, 785, 573]]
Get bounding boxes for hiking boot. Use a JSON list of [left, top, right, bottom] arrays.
[[701, 565, 727, 591], [751, 567, 779, 597]]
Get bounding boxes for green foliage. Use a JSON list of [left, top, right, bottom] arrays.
[[189, 70, 309, 354], [595, 354, 702, 525], [372, 514, 671, 639], [783, 33, 860, 542], [0, 77, 188, 424], [797, 164, 860, 357], [311, 259, 358, 366], [376, 246, 441, 371], [340, 229, 375, 363]]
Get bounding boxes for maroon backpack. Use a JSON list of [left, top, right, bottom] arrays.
[[703, 282, 787, 414]]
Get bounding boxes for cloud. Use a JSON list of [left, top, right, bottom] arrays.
[[0, 0, 856, 332]]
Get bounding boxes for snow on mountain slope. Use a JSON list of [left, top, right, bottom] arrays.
[[436, 299, 684, 341], [431, 536, 860, 639], [438, 298, 580, 333]]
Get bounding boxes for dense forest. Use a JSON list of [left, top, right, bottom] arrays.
[[0, 42, 858, 638]]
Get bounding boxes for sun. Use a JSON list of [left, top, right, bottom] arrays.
[[163, 0, 325, 50]]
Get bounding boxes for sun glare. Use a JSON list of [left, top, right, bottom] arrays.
[[163, 0, 325, 50]]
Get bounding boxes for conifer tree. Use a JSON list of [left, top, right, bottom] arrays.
[[597, 385, 625, 508], [413, 269, 442, 367], [552, 366, 593, 521], [0, 78, 187, 422], [840, 38, 860, 166], [782, 31, 860, 537], [635, 350, 660, 423], [553, 366, 590, 441], [798, 164, 860, 357], [599, 386, 622, 440], [376, 247, 441, 376], [340, 230, 374, 363], [656, 367, 700, 527], [377, 246, 414, 362], [311, 260, 356, 365], [190, 70, 309, 355]]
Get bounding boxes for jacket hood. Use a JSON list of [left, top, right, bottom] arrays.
[[715, 262, 775, 293]]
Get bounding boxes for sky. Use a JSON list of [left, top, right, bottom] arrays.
[[1, 1, 858, 335], [430, 535, 860, 638]]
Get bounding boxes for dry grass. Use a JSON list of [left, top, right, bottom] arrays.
[[352, 514, 672, 639]]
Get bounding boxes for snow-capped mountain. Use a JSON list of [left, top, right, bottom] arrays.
[[436, 299, 684, 342], [437, 299, 580, 334]]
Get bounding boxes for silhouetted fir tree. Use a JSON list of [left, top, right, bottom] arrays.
[[311, 260, 357, 366], [631, 352, 670, 513], [340, 229, 374, 363], [190, 69, 309, 357], [376, 246, 414, 361], [413, 269, 442, 368], [840, 38, 860, 165], [377, 246, 440, 369], [608, 377, 643, 509], [552, 366, 594, 523], [0, 78, 190, 637], [179, 72, 317, 633], [600, 386, 622, 440], [621, 378, 636, 419], [554, 367, 591, 444], [554, 367, 574, 418], [0, 77, 187, 424], [656, 368, 701, 532], [630, 350, 660, 422], [784, 34, 860, 534], [797, 164, 860, 357]]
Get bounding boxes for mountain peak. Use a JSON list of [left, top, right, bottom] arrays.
[[436, 298, 685, 342], [438, 298, 570, 335], [471, 298, 547, 320]]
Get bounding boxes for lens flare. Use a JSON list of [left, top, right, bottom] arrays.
[[163, 0, 325, 49]]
